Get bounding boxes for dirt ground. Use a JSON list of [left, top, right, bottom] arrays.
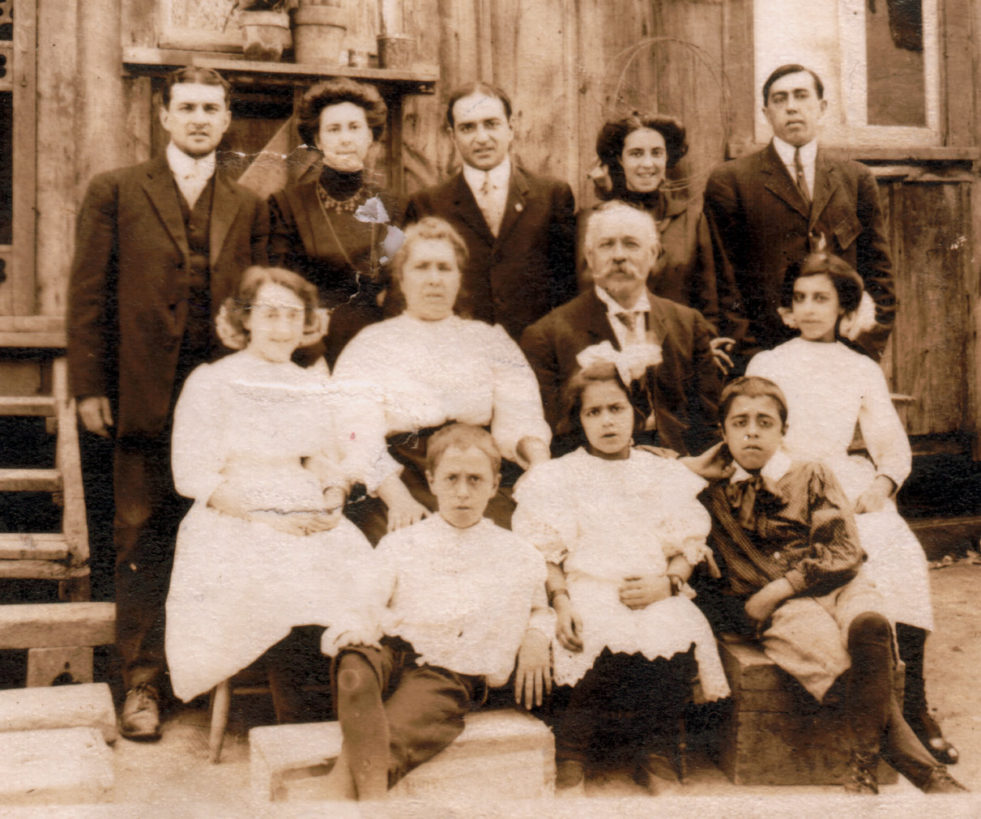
[[68, 559, 979, 816]]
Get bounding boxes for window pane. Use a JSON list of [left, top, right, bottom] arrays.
[[866, 0, 926, 126]]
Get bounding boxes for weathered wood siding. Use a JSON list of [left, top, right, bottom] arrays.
[[15, 0, 981, 449]]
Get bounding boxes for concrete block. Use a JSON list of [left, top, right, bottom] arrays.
[[718, 639, 901, 785], [0, 727, 114, 805], [250, 709, 555, 803], [0, 683, 117, 743]]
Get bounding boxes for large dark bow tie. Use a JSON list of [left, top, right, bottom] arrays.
[[725, 474, 785, 530]]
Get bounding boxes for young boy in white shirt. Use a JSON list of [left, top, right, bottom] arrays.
[[322, 423, 553, 800]]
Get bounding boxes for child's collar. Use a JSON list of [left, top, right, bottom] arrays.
[[730, 447, 792, 484]]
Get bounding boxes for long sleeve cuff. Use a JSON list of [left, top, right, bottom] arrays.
[[784, 568, 806, 594]]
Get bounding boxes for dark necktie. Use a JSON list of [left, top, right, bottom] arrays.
[[725, 474, 783, 531], [794, 147, 810, 209]]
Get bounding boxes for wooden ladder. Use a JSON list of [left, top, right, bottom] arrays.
[[0, 355, 98, 685]]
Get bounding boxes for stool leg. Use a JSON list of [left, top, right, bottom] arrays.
[[209, 680, 231, 763]]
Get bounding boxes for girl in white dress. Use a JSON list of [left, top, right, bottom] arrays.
[[332, 216, 552, 540], [747, 251, 957, 765], [513, 360, 729, 792], [165, 267, 376, 716]]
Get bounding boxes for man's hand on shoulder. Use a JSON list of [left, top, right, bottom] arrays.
[[77, 395, 113, 438]]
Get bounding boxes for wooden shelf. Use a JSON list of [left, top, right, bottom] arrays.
[[122, 47, 437, 95]]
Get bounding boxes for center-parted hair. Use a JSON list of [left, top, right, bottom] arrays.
[[780, 251, 864, 315], [391, 216, 469, 281], [559, 362, 645, 441], [426, 423, 502, 476], [594, 112, 688, 200], [719, 376, 789, 429]]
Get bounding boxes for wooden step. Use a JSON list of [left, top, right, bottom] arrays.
[[0, 560, 89, 581], [0, 533, 70, 560], [0, 602, 115, 650], [0, 395, 58, 417], [0, 468, 62, 492]]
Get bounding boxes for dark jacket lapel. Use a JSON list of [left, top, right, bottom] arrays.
[[582, 288, 620, 349], [142, 155, 190, 259], [809, 149, 840, 230], [450, 172, 496, 246], [210, 172, 243, 267], [494, 164, 529, 246], [761, 142, 809, 220]]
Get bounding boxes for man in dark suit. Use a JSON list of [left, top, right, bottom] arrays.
[[405, 82, 576, 340], [67, 66, 268, 740], [704, 64, 895, 369], [520, 201, 720, 457]]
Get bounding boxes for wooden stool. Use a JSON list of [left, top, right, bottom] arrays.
[[717, 638, 903, 785], [249, 710, 556, 802]]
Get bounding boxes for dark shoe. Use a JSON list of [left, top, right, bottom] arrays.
[[555, 759, 586, 796], [920, 767, 969, 794], [909, 708, 960, 765], [120, 683, 161, 741], [555, 759, 586, 790], [843, 750, 879, 795], [633, 751, 678, 795]]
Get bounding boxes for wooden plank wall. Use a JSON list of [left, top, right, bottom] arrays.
[[20, 0, 981, 449]]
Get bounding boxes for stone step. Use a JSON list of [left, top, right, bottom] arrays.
[[0, 727, 114, 805], [250, 709, 555, 803], [0, 683, 117, 742]]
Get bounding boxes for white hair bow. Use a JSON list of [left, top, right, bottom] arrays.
[[576, 340, 663, 384]]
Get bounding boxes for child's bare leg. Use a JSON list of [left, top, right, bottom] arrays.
[[322, 746, 357, 800], [335, 653, 389, 800]]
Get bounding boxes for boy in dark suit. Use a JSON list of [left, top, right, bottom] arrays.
[[405, 82, 575, 341], [67, 65, 268, 739], [695, 376, 964, 794]]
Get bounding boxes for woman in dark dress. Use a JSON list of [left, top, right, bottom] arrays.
[[269, 78, 405, 368]]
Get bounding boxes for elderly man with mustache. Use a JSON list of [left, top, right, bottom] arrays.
[[521, 201, 721, 457]]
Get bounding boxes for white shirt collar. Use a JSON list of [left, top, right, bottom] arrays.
[[730, 447, 793, 484], [594, 284, 650, 315], [166, 141, 217, 180], [462, 156, 511, 195], [772, 136, 817, 170]]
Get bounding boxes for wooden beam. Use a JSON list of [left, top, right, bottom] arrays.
[[0, 534, 69, 561], [122, 47, 437, 93], [0, 560, 89, 582], [0, 469, 61, 492], [10, 0, 37, 314], [0, 602, 114, 649], [0, 396, 57, 417]]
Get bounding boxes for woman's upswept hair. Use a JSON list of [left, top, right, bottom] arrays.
[[296, 78, 388, 146], [391, 216, 469, 280], [221, 266, 320, 345], [594, 112, 688, 200]]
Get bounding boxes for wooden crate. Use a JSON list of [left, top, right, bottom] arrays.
[[717, 639, 901, 786]]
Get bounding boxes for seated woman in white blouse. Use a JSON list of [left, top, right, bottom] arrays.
[[332, 216, 552, 540], [165, 267, 376, 720]]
